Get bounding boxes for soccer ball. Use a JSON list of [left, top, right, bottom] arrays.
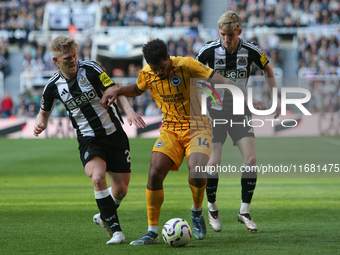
[[162, 218, 192, 247]]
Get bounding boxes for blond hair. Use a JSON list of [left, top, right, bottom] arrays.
[[217, 11, 241, 32], [50, 36, 78, 58]]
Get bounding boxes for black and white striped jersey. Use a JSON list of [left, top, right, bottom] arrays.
[[41, 60, 122, 138], [196, 38, 269, 111]]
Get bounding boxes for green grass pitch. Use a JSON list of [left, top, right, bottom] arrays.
[[0, 136, 339, 255]]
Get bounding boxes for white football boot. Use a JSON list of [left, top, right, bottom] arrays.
[[207, 202, 222, 232], [93, 213, 113, 238], [237, 213, 258, 231], [106, 231, 125, 244]]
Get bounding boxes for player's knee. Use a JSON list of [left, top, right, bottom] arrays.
[[244, 155, 257, 166], [113, 188, 127, 200], [207, 158, 221, 167], [92, 176, 106, 190], [148, 168, 166, 187], [189, 177, 207, 188]]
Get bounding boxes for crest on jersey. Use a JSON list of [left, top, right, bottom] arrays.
[[156, 141, 164, 148], [170, 76, 181, 87], [79, 76, 89, 87], [237, 57, 247, 67]]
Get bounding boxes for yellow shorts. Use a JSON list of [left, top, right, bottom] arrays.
[[152, 129, 212, 171]]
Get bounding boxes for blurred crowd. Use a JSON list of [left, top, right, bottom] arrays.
[[0, 87, 42, 118], [101, 0, 202, 28], [22, 36, 93, 73], [297, 33, 339, 76], [0, 37, 10, 77], [0, 0, 339, 119], [227, 0, 340, 27], [304, 79, 340, 113]]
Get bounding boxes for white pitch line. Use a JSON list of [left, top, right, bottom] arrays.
[[311, 136, 340, 146]]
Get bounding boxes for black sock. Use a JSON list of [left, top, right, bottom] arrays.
[[206, 173, 219, 203], [241, 171, 257, 203], [96, 195, 122, 232]]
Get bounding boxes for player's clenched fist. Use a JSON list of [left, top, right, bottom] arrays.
[[33, 123, 46, 137]]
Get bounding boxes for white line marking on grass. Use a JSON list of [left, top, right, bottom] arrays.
[[311, 136, 340, 146]]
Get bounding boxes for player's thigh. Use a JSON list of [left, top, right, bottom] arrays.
[[186, 129, 212, 178], [152, 129, 185, 171], [84, 155, 106, 179], [186, 129, 212, 158], [209, 109, 229, 144], [228, 113, 255, 146], [188, 152, 209, 173]]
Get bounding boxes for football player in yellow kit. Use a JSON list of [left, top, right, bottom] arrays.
[[101, 38, 235, 244]]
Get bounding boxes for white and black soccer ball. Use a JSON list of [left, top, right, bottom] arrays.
[[162, 218, 192, 247]]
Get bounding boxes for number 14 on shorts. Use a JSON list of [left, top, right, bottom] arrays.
[[198, 137, 210, 149]]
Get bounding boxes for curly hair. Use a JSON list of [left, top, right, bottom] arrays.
[[218, 11, 241, 32], [51, 36, 78, 58], [142, 38, 168, 65]]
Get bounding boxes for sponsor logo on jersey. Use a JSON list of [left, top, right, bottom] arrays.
[[260, 52, 268, 66], [79, 76, 89, 87], [156, 141, 164, 148], [84, 151, 89, 160], [170, 76, 181, 87], [217, 69, 247, 79], [237, 57, 247, 67], [65, 89, 96, 110], [160, 92, 184, 103], [99, 72, 114, 87]]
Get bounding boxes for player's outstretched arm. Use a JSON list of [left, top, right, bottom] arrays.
[[33, 109, 51, 137], [100, 84, 143, 109], [116, 94, 147, 129]]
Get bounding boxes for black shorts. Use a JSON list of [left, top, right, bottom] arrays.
[[209, 106, 255, 146], [78, 128, 131, 173]]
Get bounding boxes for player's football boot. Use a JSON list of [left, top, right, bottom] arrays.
[[237, 213, 258, 232], [130, 231, 160, 245], [208, 209, 222, 232], [207, 201, 222, 232], [192, 210, 207, 239], [106, 231, 125, 244], [93, 213, 113, 238]]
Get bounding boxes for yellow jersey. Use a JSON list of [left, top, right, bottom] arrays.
[[136, 56, 215, 130]]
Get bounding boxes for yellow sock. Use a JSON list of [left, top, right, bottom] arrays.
[[189, 183, 206, 209], [146, 188, 164, 227]]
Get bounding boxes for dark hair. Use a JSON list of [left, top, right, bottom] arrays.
[[142, 38, 168, 65]]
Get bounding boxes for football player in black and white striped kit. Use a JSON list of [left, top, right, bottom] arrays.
[[33, 36, 146, 244], [196, 11, 280, 232]]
